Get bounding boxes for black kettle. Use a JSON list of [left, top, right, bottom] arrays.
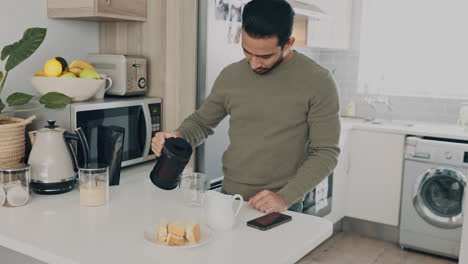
[[150, 137, 193, 190]]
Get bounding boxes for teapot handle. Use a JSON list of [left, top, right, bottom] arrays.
[[63, 127, 90, 172]]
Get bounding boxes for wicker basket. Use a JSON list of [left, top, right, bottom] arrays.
[[0, 116, 35, 169]]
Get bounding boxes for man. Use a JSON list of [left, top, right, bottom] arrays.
[[151, 0, 340, 213]]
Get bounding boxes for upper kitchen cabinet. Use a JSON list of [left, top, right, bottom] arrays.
[[47, 0, 147, 22], [290, 0, 352, 50]]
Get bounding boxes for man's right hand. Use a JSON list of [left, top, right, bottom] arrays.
[[151, 131, 181, 157]]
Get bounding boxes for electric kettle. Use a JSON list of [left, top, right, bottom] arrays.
[[28, 120, 89, 194]]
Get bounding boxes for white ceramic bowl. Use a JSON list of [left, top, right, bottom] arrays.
[[31, 75, 110, 102]]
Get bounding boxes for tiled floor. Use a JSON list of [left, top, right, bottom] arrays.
[[297, 232, 458, 264]]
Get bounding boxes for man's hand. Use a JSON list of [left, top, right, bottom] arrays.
[[151, 131, 181, 157], [247, 190, 288, 214]]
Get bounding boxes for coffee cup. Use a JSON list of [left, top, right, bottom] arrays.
[[205, 190, 243, 231], [93, 74, 113, 99]]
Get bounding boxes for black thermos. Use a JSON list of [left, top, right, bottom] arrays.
[[150, 137, 193, 190]]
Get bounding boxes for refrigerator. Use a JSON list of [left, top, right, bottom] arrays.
[[196, 0, 333, 217], [196, 0, 247, 186]]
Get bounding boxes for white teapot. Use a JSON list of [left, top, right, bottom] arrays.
[[28, 120, 89, 194], [205, 190, 243, 231]]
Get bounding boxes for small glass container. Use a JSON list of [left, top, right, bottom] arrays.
[[179, 173, 208, 207], [0, 164, 30, 207], [79, 165, 109, 207]]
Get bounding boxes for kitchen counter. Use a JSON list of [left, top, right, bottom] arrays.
[[0, 162, 332, 264], [343, 117, 468, 141]]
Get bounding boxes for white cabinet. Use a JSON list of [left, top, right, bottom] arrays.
[[345, 130, 405, 226], [291, 0, 352, 49], [47, 0, 147, 22], [325, 124, 352, 224]]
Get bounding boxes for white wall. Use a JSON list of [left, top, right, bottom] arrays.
[[0, 0, 99, 98]]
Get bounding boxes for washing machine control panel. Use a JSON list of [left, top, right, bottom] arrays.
[[463, 152, 468, 163], [406, 137, 468, 167]]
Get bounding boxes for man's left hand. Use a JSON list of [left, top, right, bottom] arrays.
[[247, 190, 288, 213]]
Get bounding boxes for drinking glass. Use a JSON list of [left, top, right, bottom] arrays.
[[79, 165, 109, 207], [179, 173, 208, 207]]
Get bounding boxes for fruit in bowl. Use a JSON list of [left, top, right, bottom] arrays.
[[32, 59, 111, 102]]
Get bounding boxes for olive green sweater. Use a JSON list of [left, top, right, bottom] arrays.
[[176, 52, 341, 206]]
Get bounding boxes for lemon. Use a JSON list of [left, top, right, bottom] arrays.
[[44, 58, 63, 77]]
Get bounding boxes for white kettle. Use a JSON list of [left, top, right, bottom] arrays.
[[28, 120, 89, 194]]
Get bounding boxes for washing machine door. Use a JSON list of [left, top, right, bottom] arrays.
[[413, 167, 466, 229]]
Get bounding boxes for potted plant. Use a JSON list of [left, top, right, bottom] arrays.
[[0, 27, 71, 169]]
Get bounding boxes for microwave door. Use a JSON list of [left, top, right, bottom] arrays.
[[76, 105, 147, 167], [142, 103, 152, 161]]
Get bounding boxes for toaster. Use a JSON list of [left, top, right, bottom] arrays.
[[86, 54, 147, 96]]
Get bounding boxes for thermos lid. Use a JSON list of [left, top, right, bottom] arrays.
[[164, 138, 193, 159]]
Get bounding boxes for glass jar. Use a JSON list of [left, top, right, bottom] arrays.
[[79, 165, 109, 207], [0, 164, 30, 207]]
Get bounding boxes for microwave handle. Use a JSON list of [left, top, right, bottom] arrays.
[[142, 103, 152, 158]]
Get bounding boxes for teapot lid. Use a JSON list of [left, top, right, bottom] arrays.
[[38, 120, 64, 133]]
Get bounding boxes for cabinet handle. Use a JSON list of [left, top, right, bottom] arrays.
[[106, 0, 111, 5]]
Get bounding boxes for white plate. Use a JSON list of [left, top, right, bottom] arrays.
[[143, 223, 214, 249]]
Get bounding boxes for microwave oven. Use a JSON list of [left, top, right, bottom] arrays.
[[23, 97, 162, 167]]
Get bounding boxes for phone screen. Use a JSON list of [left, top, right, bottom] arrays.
[[247, 212, 292, 231]]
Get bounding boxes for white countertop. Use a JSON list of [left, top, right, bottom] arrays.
[[342, 117, 468, 141], [0, 163, 332, 264]]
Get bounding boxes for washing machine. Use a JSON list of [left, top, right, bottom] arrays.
[[400, 136, 467, 258]]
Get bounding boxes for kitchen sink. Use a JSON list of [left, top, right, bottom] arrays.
[[365, 119, 414, 127]]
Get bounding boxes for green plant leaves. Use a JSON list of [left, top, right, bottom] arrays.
[[0, 71, 3, 83], [0, 99, 5, 113], [6, 92, 33, 106], [1, 28, 47, 71], [39, 92, 71, 109]]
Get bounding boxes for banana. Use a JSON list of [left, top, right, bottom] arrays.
[[34, 69, 46, 77], [68, 60, 96, 71], [68, 67, 83, 76]]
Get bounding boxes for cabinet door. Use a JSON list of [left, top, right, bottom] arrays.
[[307, 0, 352, 49], [325, 126, 352, 224], [346, 130, 405, 226], [96, 0, 146, 21]]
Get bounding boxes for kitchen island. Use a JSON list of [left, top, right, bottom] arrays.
[[0, 162, 332, 264]]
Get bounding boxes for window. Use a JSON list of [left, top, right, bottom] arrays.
[[358, 0, 468, 98]]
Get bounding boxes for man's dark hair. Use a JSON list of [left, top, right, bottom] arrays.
[[242, 0, 295, 47]]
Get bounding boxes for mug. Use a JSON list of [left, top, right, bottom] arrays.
[[93, 74, 113, 99], [205, 190, 243, 231]]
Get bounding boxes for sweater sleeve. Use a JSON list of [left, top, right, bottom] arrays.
[[175, 71, 228, 147], [277, 71, 341, 206]]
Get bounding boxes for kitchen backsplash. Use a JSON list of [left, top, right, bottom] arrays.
[[299, 0, 464, 125]]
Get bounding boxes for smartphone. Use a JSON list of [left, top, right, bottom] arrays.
[[246, 212, 292, 231]]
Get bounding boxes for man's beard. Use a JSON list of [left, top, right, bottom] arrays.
[[251, 50, 284, 75]]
